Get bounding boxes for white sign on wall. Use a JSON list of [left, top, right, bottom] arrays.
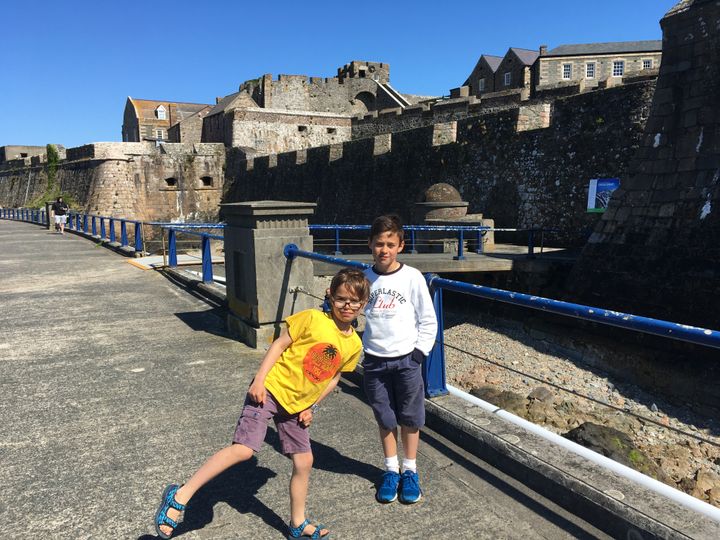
[[587, 178, 620, 213]]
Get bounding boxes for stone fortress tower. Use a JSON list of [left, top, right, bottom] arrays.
[[566, 0, 720, 328]]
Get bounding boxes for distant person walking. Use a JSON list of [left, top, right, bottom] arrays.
[[52, 197, 69, 234]]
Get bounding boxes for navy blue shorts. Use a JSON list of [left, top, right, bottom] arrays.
[[363, 349, 426, 430]]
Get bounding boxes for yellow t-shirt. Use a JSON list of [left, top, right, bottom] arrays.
[[264, 309, 362, 414]]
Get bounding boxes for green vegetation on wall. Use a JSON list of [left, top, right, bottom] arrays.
[[26, 144, 76, 208]]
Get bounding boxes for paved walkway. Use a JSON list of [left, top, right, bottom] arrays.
[[0, 220, 611, 539]]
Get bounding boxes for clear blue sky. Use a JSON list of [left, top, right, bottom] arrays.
[[0, 0, 678, 148]]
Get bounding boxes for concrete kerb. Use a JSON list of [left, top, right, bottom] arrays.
[[421, 392, 720, 540], [65, 227, 144, 258], [162, 266, 228, 308]]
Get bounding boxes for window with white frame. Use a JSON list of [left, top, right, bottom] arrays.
[[503, 72, 511, 86], [642, 58, 653, 70], [478, 78, 485, 92], [562, 63, 572, 80], [156, 129, 164, 140], [156, 105, 167, 120], [586, 62, 595, 79], [612, 60, 625, 77]]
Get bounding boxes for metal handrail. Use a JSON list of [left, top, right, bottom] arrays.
[[161, 226, 223, 284]]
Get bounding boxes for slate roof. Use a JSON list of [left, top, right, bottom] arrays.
[[129, 98, 212, 121], [206, 91, 259, 117], [509, 48, 540, 66], [545, 40, 662, 57], [482, 55, 503, 72]]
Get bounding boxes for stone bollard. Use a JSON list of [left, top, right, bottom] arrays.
[[221, 200, 317, 349]]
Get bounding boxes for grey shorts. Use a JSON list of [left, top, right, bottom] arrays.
[[232, 391, 311, 455], [54, 215, 67, 224], [363, 349, 426, 430]]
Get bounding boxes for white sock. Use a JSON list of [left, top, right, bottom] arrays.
[[402, 458, 417, 473], [384, 455, 399, 473]]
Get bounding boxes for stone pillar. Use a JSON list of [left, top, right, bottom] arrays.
[[221, 200, 317, 349]]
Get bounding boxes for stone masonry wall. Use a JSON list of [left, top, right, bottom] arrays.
[[224, 80, 656, 246], [566, 0, 720, 329], [0, 142, 226, 223], [231, 108, 352, 156]]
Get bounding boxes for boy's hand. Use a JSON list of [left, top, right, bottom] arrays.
[[298, 408, 313, 427], [247, 379, 266, 404]]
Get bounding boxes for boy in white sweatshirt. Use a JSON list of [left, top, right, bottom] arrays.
[[362, 214, 438, 504]]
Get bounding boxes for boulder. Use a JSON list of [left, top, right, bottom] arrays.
[[564, 422, 670, 483]]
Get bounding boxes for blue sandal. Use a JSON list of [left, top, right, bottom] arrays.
[[287, 518, 330, 539], [154, 484, 186, 539]]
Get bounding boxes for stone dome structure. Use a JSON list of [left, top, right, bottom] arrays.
[[416, 182, 468, 220], [423, 183, 463, 204]]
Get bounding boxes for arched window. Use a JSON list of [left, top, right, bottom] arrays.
[[200, 176, 213, 187], [165, 177, 177, 187], [156, 105, 167, 120]]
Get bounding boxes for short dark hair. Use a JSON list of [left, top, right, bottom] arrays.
[[369, 214, 404, 242], [330, 268, 370, 302]]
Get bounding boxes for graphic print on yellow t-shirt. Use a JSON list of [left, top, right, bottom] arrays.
[[303, 343, 341, 383], [263, 309, 362, 414]]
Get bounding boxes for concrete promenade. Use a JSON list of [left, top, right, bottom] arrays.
[[1, 220, 614, 539], [6, 218, 720, 540]]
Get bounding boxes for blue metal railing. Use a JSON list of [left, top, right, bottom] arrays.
[[308, 224, 552, 259], [64, 211, 145, 253], [283, 244, 720, 398], [162, 225, 224, 284], [1, 207, 48, 224]]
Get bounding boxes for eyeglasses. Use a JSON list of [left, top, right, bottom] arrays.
[[330, 296, 364, 310]]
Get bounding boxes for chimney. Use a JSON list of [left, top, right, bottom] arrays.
[[539, 45, 548, 56]]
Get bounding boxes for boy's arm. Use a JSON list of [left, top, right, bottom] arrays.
[[247, 328, 293, 404], [413, 274, 439, 356], [297, 370, 342, 427]]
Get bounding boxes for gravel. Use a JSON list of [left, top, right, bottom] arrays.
[[442, 310, 720, 506]]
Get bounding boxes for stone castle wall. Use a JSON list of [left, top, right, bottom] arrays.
[[224, 80, 656, 246], [566, 0, 720, 329], [0, 142, 226, 222]]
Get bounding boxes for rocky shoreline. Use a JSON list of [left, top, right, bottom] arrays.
[[442, 311, 720, 507]]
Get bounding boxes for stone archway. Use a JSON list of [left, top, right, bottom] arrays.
[[351, 91, 376, 115]]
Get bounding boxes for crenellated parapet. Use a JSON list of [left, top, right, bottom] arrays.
[[224, 78, 656, 238]]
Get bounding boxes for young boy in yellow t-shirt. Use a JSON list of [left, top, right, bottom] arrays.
[[153, 268, 370, 539]]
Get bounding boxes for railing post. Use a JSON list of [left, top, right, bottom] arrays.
[[410, 229, 418, 254], [120, 221, 128, 247], [424, 275, 448, 397], [100, 217, 106, 240], [334, 227, 342, 256], [134, 222, 144, 253], [453, 229, 466, 260], [91, 216, 97, 237], [109, 218, 116, 243], [168, 228, 177, 267], [201, 234, 213, 283], [67, 213, 73, 230], [476, 229, 485, 254], [527, 229, 536, 259], [83, 214, 88, 234]]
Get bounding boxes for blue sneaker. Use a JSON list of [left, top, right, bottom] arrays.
[[376, 471, 400, 503], [399, 470, 422, 504]]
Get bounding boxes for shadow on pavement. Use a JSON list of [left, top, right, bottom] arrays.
[[137, 457, 285, 539]]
